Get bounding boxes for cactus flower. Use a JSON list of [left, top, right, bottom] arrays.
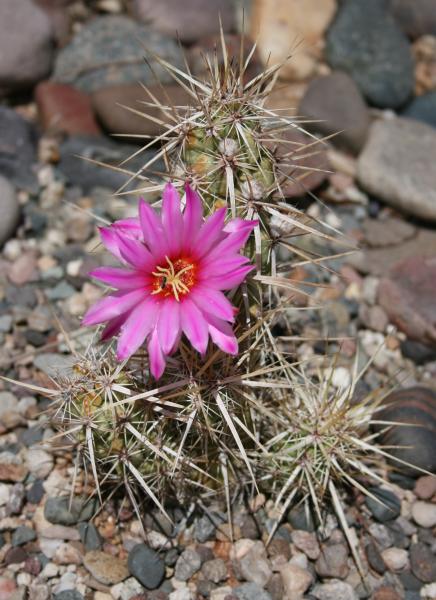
[[83, 183, 257, 378]]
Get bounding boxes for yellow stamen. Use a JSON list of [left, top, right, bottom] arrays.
[[151, 256, 194, 302]]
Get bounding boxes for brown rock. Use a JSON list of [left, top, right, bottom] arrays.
[[372, 585, 402, 600], [83, 550, 129, 585], [291, 530, 320, 560], [362, 217, 416, 248], [0, 462, 28, 483], [410, 542, 436, 582], [378, 256, 436, 345], [35, 81, 101, 136], [4, 546, 27, 565], [414, 475, 436, 500], [8, 253, 38, 286], [250, 0, 337, 80], [315, 543, 349, 579], [91, 83, 191, 137]]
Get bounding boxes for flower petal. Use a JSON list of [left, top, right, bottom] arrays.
[[180, 298, 209, 354], [200, 253, 249, 275], [89, 267, 149, 290], [112, 217, 143, 240], [162, 183, 183, 255], [99, 226, 126, 262], [205, 265, 254, 290], [192, 207, 227, 258], [157, 298, 181, 354], [116, 234, 155, 271], [138, 198, 168, 259], [116, 298, 159, 361], [148, 328, 166, 379], [190, 286, 235, 322], [82, 289, 145, 326], [206, 313, 238, 355], [203, 222, 257, 264], [182, 184, 203, 244], [100, 312, 129, 342], [223, 218, 258, 235]]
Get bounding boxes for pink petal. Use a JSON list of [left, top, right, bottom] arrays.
[[203, 223, 256, 264], [82, 289, 145, 326], [138, 198, 168, 259], [157, 298, 181, 354], [182, 184, 203, 244], [99, 226, 126, 262], [206, 313, 238, 355], [190, 286, 235, 322], [200, 253, 249, 275], [112, 217, 143, 240], [223, 218, 258, 235], [115, 234, 155, 272], [180, 298, 209, 354], [192, 207, 227, 258], [148, 328, 166, 379], [205, 265, 254, 290], [161, 183, 183, 256], [116, 298, 160, 361], [101, 312, 129, 342], [89, 267, 149, 290]]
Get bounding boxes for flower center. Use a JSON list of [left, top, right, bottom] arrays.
[[151, 256, 196, 302]]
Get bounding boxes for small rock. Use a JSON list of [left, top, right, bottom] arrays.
[[291, 530, 320, 560], [175, 547, 202, 581], [44, 496, 97, 526], [27, 446, 54, 479], [35, 81, 101, 136], [33, 353, 75, 378], [0, 107, 38, 191], [201, 558, 227, 584], [381, 547, 409, 571], [421, 583, 436, 600], [83, 550, 128, 585], [358, 118, 436, 222], [26, 480, 45, 505], [372, 586, 402, 600], [53, 592, 84, 600], [400, 339, 436, 365], [132, 0, 235, 43], [358, 304, 389, 333], [46, 281, 76, 301], [389, 0, 436, 39], [128, 543, 165, 590], [234, 582, 272, 600], [365, 541, 386, 575], [326, 0, 414, 108], [4, 545, 27, 565], [8, 252, 38, 285], [54, 542, 83, 565], [0, 177, 19, 248], [402, 91, 436, 129], [279, 563, 312, 600], [409, 543, 436, 582], [0, 452, 28, 482], [78, 522, 103, 551], [315, 544, 349, 579], [365, 488, 401, 522], [0, 577, 17, 600], [414, 476, 436, 500], [312, 580, 358, 600], [411, 501, 436, 528], [237, 540, 272, 588], [12, 525, 36, 546], [0, 0, 53, 95], [53, 16, 184, 93], [299, 72, 370, 153], [0, 392, 18, 418], [0, 484, 10, 506]]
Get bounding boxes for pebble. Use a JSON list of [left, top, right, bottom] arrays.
[[127, 543, 165, 590], [234, 582, 272, 600], [175, 547, 202, 581], [358, 118, 436, 222], [83, 551, 128, 584], [0, 0, 53, 94], [78, 522, 103, 551], [421, 583, 436, 599], [381, 547, 409, 571], [195, 514, 218, 543], [11, 525, 36, 546], [409, 543, 436, 582], [237, 540, 272, 588], [132, 0, 234, 43], [290, 530, 320, 560], [279, 563, 312, 599], [201, 558, 227, 584], [0, 177, 20, 249], [53, 16, 184, 93], [411, 501, 436, 528], [26, 446, 54, 479], [299, 72, 370, 153], [0, 393, 18, 419], [0, 577, 17, 600], [44, 497, 97, 526], [0, 484, 10, 507], [325, 0, 414, 108], [33, 353, 76, 378], [389, 0, 436, 39], [402, 91, 436, 129], [315, 544, 349, 579], [54, 543, 83, 565], [365, 541, 386, 575], [365, 488, 401, 522], [0, 452, 28, 483], [53, 592, 84, 600], [312, 580, 358, 600], [0, 107, 37, 191], [26, 480, 45, 505], [414, 476, 436, 500]]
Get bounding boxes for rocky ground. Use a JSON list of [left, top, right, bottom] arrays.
[[0, 0, 436, 598]]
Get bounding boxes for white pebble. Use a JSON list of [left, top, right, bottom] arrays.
[[412, 501, 436, 528]]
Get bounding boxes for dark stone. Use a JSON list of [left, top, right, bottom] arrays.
[[402, 91, 436, 129], [7, 482, 25, 515], [400, 339, 436, 365], [53, 16, 184, 93], [373, 387, 436, 476], [54, 592, 84, 600], [78, 522, 103, 551], [299, 71, 370, 153], [366, 541, 386, 574], [399, 570, 423, 591], [128, 543, 165, 590], [58, 135, 162, 194], [4, 545, 27, 564], [315, 543, 349, 579], [24, 330, 47, 347], [325, 0, 414, 109], [18, 425, 43, 447], [5, 285, 37, 308], [24, 555, 42, 576], [195, 513, 220, 543], [287, 505, 315, 532], [44, 496, 97, 526], [23, 203, 48, 235], [389, 0, 436, 39], [410, 542, 436, 582], [365, 488, 401, 522], [164, 548, 179, 567], [26, 480, 45, 504], [12, 525, 36, 546], [0, 107, 38, 192]]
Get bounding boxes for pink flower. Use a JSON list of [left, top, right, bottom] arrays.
[[83, 183, 257, 378]]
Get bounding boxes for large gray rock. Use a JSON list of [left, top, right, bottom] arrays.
[[326, 0, 414, 109], [389, 0, 436, 39], [299, 71, 370, 153], [0, 107, 38, 192], [53, 16, 184, 94], [0, 177, 20, 247], [357, 117, 436, 222], [0, 0, 54, 95], [131, 0, 235, 44]]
